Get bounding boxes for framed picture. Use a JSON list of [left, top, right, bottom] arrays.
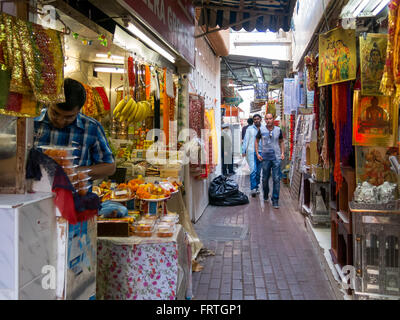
[[360, 33, 388, 96], [318, 28, 357, 86], [356, 146, 398, 186], [353, 91, 398, 147]]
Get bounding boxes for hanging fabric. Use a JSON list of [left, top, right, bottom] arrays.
[[163, 68, 169, 145], [154, 69, 161, 130], [145, 64, 151, 100], [332, 82, 348, 194]]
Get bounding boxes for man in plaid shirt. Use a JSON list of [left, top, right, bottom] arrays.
[[34, 78, 116, 180]]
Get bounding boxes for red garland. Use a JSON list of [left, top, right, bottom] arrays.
[[290, 114, 295, 160], [128, 56, 135, 88]]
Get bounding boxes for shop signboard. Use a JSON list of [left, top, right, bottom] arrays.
[[118, 0, 195, 66]]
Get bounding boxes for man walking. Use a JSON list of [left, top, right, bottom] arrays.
[[242, 114, 262, 197], [221, 123, 235, 176], [255, 113, 285, 209], [242, 117, 253, 140]]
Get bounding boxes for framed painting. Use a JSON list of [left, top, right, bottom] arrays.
[[318, 28, 357, 86], [353, 91, 398, 147], [360, 33, 388, 96], [355, 146, 398, 186]]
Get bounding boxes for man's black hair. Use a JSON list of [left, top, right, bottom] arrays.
[[57, 78, 87, 111], [247, 118, 254, 125], [253, 114, 262, 120]]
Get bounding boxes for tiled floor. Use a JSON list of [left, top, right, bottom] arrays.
[[192, 174, 336, 300]]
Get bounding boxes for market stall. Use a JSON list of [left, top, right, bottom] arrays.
[[286, 0, 400, 300], [46, 0, 203, 300]]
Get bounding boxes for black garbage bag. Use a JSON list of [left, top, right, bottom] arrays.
[[209, 175, 239, 200], [209, 175, 249, 206], [209, 190, 249, 206]]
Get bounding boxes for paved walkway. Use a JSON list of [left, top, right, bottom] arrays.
[[192, 174, 336, 300]]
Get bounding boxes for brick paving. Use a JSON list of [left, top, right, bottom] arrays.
[[192, 174, 336, 300]]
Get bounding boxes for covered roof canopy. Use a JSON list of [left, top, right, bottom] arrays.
[[194, 0, 297, 35], [221, 54, 291, 88]]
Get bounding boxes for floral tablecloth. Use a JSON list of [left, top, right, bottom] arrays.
[[96, 225, 192, 300]]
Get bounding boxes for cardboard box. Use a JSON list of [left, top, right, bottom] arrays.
[[97, 220, 132, 237]]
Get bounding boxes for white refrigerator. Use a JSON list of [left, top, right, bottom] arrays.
[[0, 192, 97, 300]]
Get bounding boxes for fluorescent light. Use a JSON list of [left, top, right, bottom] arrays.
[[96, 53, 125, 61], [127, 23, 176, 63], [94, 66, 125, 74], [353, 0, 371, 17], [255, 68, 262, 78], [372, 0, 390, 15]]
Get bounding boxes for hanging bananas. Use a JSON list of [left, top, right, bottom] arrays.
[[113, 96, 153, 124]]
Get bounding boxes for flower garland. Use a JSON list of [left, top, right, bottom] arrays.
[[290, 113, 295, 160], [305, 54, 317, 91]]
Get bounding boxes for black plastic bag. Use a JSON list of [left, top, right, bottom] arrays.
[[209, 175, 249, 206], [209, 191, 249, 206], [209, 175, 239, 200]]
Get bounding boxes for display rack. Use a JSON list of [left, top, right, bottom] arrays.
[[350, 202, 400, 300]]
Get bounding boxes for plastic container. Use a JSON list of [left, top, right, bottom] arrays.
[[159, 215, 178, 225], [133, 220, 155, 237], [40, 145, 77, 158], [52, 156, 79, 167], [134, 219, 155, 231], [77, 185, 91, 196], [155, 223, 175, 238], [62, 165, 78, 175], [77, 169, 92, 180], [111, 188, 132, 201], [68, 173, 78, 183]]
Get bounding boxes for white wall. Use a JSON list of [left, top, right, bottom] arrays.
[[291, 0, 333, 69], [185, 29, 222, 223]]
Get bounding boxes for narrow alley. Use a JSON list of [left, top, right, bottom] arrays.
[[192, 175, 337, 300]]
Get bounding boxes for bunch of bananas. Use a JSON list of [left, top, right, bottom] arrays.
[[113, 97, 153, 124]]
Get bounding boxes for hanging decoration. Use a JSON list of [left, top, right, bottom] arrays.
[[305, 54, 317, 91], [71, 31, 107, 47], [380, 0, 400, 97], [318, 28, 357, 86], [332, 82, 349, 194], [0, 12, 65, 117], [360, 33, 388, 96], [352, 92, 398, 147], [289, 114, 295, 161]]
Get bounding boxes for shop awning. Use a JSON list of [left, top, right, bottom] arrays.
[[194, 0, 296, 34]]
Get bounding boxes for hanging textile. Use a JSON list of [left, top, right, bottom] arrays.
[[381, 0, 400, 98], [145, 64, 151, 100], [340, 84, 353, 162], [332, 82, 348, 194], [0, 12, 65, 107], [163, 68, 169, 145], [94, 87, 110, 111]]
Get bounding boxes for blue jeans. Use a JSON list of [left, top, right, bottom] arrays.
[[262, 158, 282, 203], [249, 152, 262, 190]]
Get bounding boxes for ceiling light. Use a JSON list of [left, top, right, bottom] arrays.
[[96, 53, 125, 61], [127, 23, 175, 63], [353, 0, 371, 17], [94, 66, 125, 74], [255, 68, 262, 78], [372, 0, 390, 15]]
